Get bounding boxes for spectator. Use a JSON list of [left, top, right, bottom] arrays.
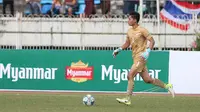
[[32, 0, 42, 15], [24, 0, 33, 15], [100, 0, 110, 15], [110, 0, 123, 15], [84, 0, 96, 17], [146, 0, 156, 15], [51, 0, 62, 15], [123, 0, 139, 15], [3, 0, 14, 16], [63, 0, 78, 16], [24, 0, 41, 15], [160, 0, 165, 11]]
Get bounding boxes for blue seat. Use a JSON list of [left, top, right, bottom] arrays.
[[41, 4, 52, 14], [75, 0, 86, 15], [24, 6, 32, 15], [40, 0, 52, 4], [0, 0, 2, 4], [78, 0, 85, 4], [24, 2, 33, 15], [24, 10, 32, 15], [75, 4, 86, 15], [94, 0, 100, 5]]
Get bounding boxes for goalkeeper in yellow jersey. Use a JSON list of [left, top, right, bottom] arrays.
[[112, 12, 175, 106]]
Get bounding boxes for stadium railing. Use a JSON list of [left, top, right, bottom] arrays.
[[0, 14, 199, 51]]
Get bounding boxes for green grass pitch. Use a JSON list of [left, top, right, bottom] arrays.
[[0, 92, 200, 112]]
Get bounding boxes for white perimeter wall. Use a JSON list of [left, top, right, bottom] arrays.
[[0, 18, 197, 48]]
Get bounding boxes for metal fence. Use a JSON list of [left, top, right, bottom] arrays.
[[0, 14, 199, 51]]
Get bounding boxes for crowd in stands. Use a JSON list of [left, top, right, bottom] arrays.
[[1, 0, 14, 16], [1, 0, 200, 17], [23, 0, 166, 17]]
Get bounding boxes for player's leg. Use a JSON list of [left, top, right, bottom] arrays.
[[116, 62, 139, 105], [140, 67, 165, 88], [126, 64, 138, 99], [140, 67, 175, 98]]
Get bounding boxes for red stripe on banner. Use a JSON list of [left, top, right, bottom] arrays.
[[174, 0, 200, 9], [160, 12, 189, 31]]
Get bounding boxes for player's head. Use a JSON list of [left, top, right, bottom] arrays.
[[128, 12, 140, 26]]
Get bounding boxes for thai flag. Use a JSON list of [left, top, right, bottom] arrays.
[[160, 0, 200, 31]]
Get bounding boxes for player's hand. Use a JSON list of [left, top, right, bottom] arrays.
[[112, 47, 122, 58], [141, 48, 151, 60]]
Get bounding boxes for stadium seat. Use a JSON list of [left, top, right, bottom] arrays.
[[24, 11, 31, 15], [77, 0, 85, 4], [75, 0, 86, 15], [40, 0, 53, 4], [75, 4, 86, 15], [94, 0, 100, 5], [41, 4, 52, 14], [40, 0, 53, 15], [24, 10, 31, 15]]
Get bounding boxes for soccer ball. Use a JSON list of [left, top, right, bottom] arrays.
[[82, 94, 95, 106]]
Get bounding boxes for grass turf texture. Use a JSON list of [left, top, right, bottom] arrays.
[[0, 93, 200, 112]]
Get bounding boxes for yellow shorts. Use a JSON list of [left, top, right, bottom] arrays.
[[133, 57, 147, 72]]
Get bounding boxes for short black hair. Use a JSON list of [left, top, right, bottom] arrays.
[[129, 12, 140, 23]]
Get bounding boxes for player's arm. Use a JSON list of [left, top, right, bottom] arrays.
[[147, 36, 155, 50], [112, 36, 130, 58], [121, 36, 130, 50], [142, 28, 154, 50], [141, 28, 154, 60]]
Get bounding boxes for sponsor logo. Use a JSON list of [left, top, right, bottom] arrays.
[[101, 65, 161, 84], [0, 63, 58, 82], [66, 60, 93, 83]]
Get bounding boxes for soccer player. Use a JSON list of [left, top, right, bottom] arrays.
[[112, 12, 175, 106]]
